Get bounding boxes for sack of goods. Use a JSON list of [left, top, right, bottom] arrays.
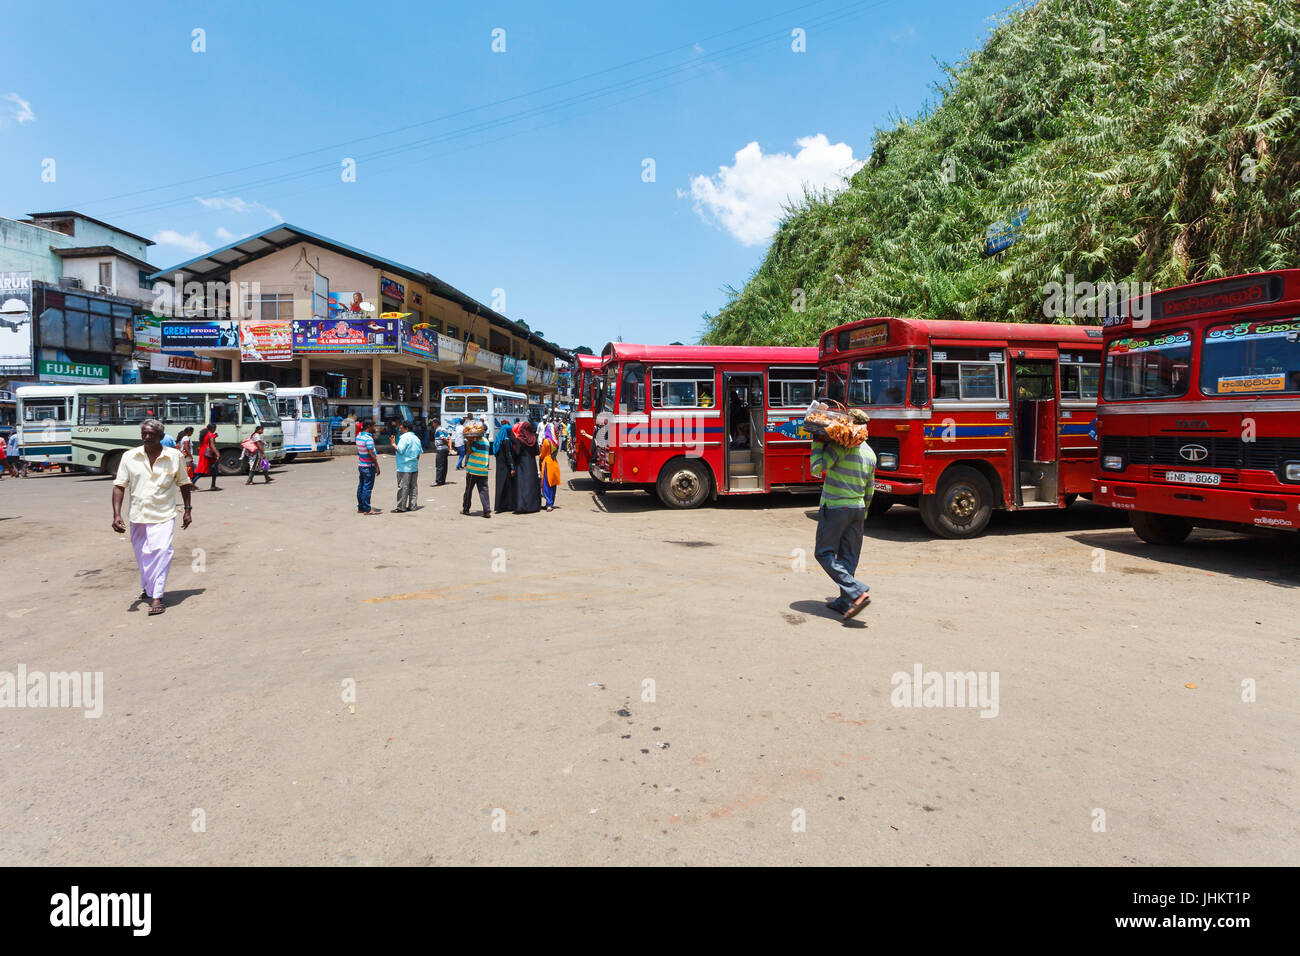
[[461, 420, 486, 441], [804, 401, 870, 447]]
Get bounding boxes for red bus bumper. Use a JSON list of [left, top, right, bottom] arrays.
[[1092, 478, 1300, 531], [872, 475, 924, 497]]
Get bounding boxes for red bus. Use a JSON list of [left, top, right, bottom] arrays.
[[568, 353, 603, 473], [1093, 270, 1300, 543], [590, 343, 821, 507], [818, 317, 1103, 537]]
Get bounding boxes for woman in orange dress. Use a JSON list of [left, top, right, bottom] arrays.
[[194, 424, 221, 491]]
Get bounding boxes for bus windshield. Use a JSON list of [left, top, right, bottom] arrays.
[[1103, 331, 1192, 400], [466, 395, 488, 413], [444, 395, 465, 414], [848, 355, 910, 406], [1201, 319, 1300, 396], [247, 394, 278, 424]]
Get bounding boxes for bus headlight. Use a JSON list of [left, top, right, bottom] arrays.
[[878, 453, 898, 470], [1284, 461, 1300, 482], [1101, 455, 1124, 471]]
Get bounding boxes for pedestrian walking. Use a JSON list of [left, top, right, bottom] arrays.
[[461, 421, 491, 518], [194, 424, 221, 491], [492, 418, 516, 512], [393, 420, 422, 512], [539, 424, 561, 512], [432, 420, 450, 485], [453, 418, 466, 470], [242, 425, 275, 485], [512, 420, 540, 514], [177, 427, 196, 479], [810, 427, 877, 621], [355, 420, 381, 515], [110, 419, 193, 616], [5, 430, 25, 478], [161, 432, 177, 449]]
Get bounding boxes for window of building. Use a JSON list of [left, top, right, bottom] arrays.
[[243, 293, 295, 321], [98, 262, 113, 289], [446, 325, 459, 339]]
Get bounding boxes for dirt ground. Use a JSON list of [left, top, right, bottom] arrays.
[[1, 454, 1296, 866]]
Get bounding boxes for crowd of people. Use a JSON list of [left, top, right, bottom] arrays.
[[352, 415, 570, 518]]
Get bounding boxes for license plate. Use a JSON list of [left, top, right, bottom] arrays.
[[1165, 471, 1221, 486]]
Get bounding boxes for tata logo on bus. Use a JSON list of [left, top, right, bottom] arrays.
[[1154, 275, 1283, 320], [847, 324, 889, 349], [1179, 444, 1209, 462]]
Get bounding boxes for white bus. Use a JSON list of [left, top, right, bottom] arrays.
[[275, 385, 332, 460], [72, 381, 284, 476], [440, 385, 528, 440], [15, 385, 76, 466]]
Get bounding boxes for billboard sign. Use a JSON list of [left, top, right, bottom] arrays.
[[240, 320, 293, 362], [160, 320, 238, 350], [150, 352, 215, 376], [0, 271, 34, 375], [291, 318, 398, 353], [39, 360, 109, 383], [401, 322, 438, 360]]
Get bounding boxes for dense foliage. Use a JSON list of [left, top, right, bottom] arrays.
[[703, 0, 1300, 345]]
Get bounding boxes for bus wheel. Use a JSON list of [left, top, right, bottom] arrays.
[[590, 476, 608, 495], [283, 453, 298, 464], [657, 459, 710, 509], [218, 447, 244, 476], [101, 450, 123, 478], [1130, 510, 1192, 545], [868, 494, 893, 518], [1064, 493, 1079, 508], [920, 466, 993, 538]]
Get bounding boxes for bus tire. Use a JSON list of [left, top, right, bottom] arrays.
[[868, 494, 893, 518], [590, 476, 608, 494], [101, 450, 123, 478], [283, 453, 298, 464], [218, 447, 244, 476], [920, 465, 993, 538], [656, 458, 711, 509], [1064, 493, 1079, 508], [1130, 510, 1192, 545]]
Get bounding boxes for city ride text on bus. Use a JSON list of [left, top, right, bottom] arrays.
[[71, 381, 284, 476], [1092, 270, 1300, 543], [440, 385, 528, 441], [568, 353, 603, 472], [818, 317, 1102, 537], [590, 343, 821, 508]]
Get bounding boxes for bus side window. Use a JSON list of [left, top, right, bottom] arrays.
[[620, 364, 645, 413], [210, 398, 240, 424]]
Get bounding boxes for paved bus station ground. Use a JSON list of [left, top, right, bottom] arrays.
[[1, 458, 1295, 865]]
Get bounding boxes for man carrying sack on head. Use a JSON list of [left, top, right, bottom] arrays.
[[809, 408, 876, 621]]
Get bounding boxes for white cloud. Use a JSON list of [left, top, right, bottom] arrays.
[[686, 134, 863, 246], [214, 227, 236, 242], [3, 93, 35, 125], [889, 24, 916, 43], [152, 230, 212, 256], [194, 196, 282, 221]]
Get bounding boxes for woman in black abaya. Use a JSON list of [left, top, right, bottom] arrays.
[[492, 419, 516, 512], [513, 420, 541, 514]]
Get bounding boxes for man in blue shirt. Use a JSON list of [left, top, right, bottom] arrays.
[[355, 421, 381, 515], [393, 421, 423, 512], [433, 420, 451, 486]]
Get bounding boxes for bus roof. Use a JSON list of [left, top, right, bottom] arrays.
[[1108, 269, 1300, 334], [15, 385, 78, 399], [72, 381, 277, 394], [440, 385, 526, 398], [601, 343, 818, 365], [274, 386, 328, 398], [575, 354, 603, 370]]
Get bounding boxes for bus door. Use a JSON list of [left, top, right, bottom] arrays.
[[723, 372, 763, 491], [1011, 351, 1060, 507]]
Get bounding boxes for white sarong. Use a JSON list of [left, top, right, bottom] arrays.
[[130, 519, 175, 599]]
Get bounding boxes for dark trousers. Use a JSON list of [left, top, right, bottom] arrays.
[[814, 504, 867, 608], [435, 447, 448, 484], [357, 466, 376, 512], [463, 473, 490, 514]]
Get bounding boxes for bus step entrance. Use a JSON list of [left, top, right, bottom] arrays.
[[1018, 464, 1059, 508]]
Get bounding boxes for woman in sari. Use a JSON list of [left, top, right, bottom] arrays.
[[538, 426, 561, 512], [492, 419, 516, 512], [512, 421, 541, 514], [194, 424, 221, 491]]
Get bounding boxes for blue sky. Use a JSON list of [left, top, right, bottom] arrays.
[[1, 0, 1005, 350]]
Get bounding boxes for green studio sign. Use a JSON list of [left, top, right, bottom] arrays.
[[40, 360, 110, 383]]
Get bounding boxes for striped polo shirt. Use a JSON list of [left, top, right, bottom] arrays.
[[811, 440, 876, 508], [465, 438, 490, 476], [356, 431, 377, 468]]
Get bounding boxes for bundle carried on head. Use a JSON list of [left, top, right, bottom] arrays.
[[804, 400, 869, 447], [461, 419, 486, 441]]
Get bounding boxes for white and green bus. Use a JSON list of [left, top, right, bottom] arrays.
[[15, 385, 77, 466], [72, 381, 284, 476]]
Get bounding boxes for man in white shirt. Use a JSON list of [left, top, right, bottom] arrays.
[[453, 419, 466, 470], [111, 419, 194, 615]]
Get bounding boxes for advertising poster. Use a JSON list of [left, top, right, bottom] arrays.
[[133, 315, 163, 354], [40, 360, 109, 384], [380, 277, 405, 303], [514, 360, 528, 387], [401, 322, 438, 360], [240, 320, 293, 362], [150, 352, 214, 376], [328, 291, 366, 318], [0, 271, 34, 375], [291, 318, 398, 353], [160, 320, 238, 351], [463, 342, 480, 366]]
